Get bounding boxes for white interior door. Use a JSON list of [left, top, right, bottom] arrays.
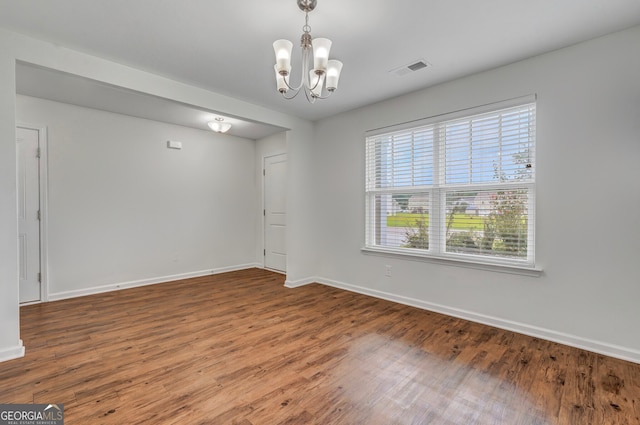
[[264, 154, 287, 272], [17, 126, 41, 303]]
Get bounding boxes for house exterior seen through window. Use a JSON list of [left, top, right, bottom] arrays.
[[365, 100, 536, 268]]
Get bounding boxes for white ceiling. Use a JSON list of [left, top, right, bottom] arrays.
[[2, 0, 640, 135]]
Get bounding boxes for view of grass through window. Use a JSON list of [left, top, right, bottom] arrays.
[[390, 189, 529, 258]]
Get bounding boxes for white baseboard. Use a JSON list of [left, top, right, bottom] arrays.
[[290, 276, 640, 365], [0, 340, 25, 362], [48, 263, 261, 301], [284, 276, 319, 288]]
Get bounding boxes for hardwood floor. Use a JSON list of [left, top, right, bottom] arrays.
[[1, 268, 639, 424]]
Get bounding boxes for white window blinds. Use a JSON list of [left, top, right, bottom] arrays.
[[365, 100, 536, 267]]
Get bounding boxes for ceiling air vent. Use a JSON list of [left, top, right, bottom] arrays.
[[389, 59, 430, 77]]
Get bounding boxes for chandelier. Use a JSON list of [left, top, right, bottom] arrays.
[[273, 0, 343, 103]]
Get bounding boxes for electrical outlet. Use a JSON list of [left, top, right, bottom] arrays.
[[385, 265, 392, 277]]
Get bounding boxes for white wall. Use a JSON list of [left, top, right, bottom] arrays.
[[308, 26, 640, 361], [0, 51, 21, 362], [255, 127, 318, 281], [283, 126, 317, 282], [0, 28, 314, 362], [255, 132, 287, 266], [16, 95, 258, 297]]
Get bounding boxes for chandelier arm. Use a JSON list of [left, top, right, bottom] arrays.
[[304, 88, 317, 104], [308, 72, 323, 91], [281, 77, 304, 92], [281, 88, 303, 100], [280, 43, 312, 93], [300, 44, 325, 97], [309, 90, 334, 100]]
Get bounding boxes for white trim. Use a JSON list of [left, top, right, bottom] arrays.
[[290, 276, 640, 365], [284, 276, 318, 288], [48, 263, 261, 301], [0, 340, 25, 363], [36, 126, 49, 302], [16, 123, 49, 303], [361, 246, 543, 277]]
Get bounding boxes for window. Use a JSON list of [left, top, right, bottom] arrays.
[[365, 99, 536, 268]]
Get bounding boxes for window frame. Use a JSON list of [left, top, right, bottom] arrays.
[[363, 96, 540, 274]]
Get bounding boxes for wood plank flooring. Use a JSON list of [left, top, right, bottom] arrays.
[[1, 268, 639, 424]]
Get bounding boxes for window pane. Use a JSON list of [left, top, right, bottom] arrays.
[[368, 192, 430, 250], [444, 122, 471, 184], [368, 127, 434, 189], [445, 105, 534, 185], [445, 189, 529, 259]]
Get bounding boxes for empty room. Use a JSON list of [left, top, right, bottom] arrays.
[[0, 1, 639, 424]]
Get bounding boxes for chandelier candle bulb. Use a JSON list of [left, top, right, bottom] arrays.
[[312, 37, 332, 71], [273, 40, 293, 74], [326, 60, 343, 91]]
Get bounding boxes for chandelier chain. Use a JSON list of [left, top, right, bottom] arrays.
[[303, 12, 311, 34]]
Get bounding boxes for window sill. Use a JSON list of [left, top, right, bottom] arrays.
[[361, 246, 543, 277]]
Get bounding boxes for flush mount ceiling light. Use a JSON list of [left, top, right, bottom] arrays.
[[273, 0, 343, 103], [208, 117, 232, 133]]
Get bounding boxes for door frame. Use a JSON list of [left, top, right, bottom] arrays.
[[262, 152, 287, 273], [16, 123, 49, 304]]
